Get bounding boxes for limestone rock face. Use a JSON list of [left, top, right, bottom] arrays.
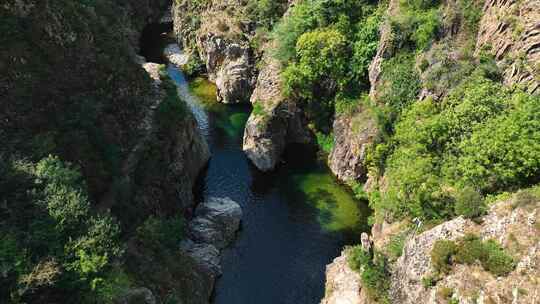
[[390, 217, 470, 304], [328, 112, 378, 182], [188, 197, 243, 249], [180, 239, 222, 276], [321, 249, 367, 304], [172, 1, 256, 104], [196, 33, 254, 104], [475, 0, 540, 94], [243, 53, 311, 171]]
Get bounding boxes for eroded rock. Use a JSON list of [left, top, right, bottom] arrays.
[[188, 197, 242, 249], [243, 51, 311, 171], [328, 111, 378, 182]]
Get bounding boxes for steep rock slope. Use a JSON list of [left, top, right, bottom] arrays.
[[475, 0, 539, 94], [243, 48, 312, 170], [1, 1, 213, 303], [322, 195, 540, 304]]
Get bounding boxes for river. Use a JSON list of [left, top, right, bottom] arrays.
[[140, 23, 370, 304]]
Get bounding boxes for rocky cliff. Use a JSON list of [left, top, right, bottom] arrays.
[[475, 0, 539, 94], [172, 0, 256, 104], [243, 49, 312, 171], [322, 195, 540, 304]]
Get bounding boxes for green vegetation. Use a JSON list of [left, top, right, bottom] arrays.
[[374, 71, 540, 221], [389, 0, 442, 50], [252, 102, 267, 116], [431, 235, 515, 276], [315, 132, 335, 154], [272, 0, 384, 134], [348, 246, 391, 303], [157, 74, 188, 130], [431, 240, 458, 273], [387, 233, 407, 260], [0, 155, 124, 303]]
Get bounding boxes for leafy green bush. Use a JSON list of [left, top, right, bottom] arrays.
[[390, 0, 441, 50], [348, 246, 371, 271], [347, 247, 391, 303], [246, 0, 288, 29], [272, 0, 382, 134], [456, 235, 515, 276], [1, 156, 124, 301], [433, 235, 515, 277], [454, 187, 486, 218], [377, 71, 540, 221], [315, 132, 335, 154], [379, 52, 421, 130], [35, 156, 90, 230], [352, 8, 384, 82], [137, 216, 185, 252], [387, 233, 407, 260], [431, 240, 457, 273], [451, 92, 540, 193], [271, 1, 319, 63], [157, 76, 188, 130]]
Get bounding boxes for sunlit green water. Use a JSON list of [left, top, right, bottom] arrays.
[[289, 171, 367, 233]]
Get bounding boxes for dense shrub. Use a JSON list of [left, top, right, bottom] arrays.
[[377, 71, 540, 221], [432, 235, 515, 276], [273, 0, 383, 132], [431, 240, 457, 274], [390, 0, 441, 50], [0, 156, 123, 302], [348, 246, 391, 303], [137, 216, 185, 253], [246, 0, 288, 29], [315, 132, 335, 154], [378, 52, 421, 131], [453, 187, 486, 218], [157, 75, 188, 130]]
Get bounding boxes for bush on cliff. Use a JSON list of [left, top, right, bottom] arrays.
[[376, 71, 540, 221], [432, 235, 515, 276]]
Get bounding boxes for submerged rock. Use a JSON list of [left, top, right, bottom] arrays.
[[188, 197, 242, 249]]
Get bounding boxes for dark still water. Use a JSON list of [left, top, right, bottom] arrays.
[[167, 64, 370, 304]]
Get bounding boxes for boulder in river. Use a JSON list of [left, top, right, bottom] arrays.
[[180, 239, 222, 277], [188, 197, 242, 249]]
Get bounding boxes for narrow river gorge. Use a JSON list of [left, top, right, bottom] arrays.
[[140, 24, 371, 304]]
